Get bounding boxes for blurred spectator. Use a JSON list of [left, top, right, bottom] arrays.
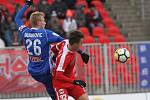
[[86, 0, 92, 7], [1, 15, 19, 46], [12, 30, 22, 46], [0, 35, 5, 48], [0, 4, 9, 32], [101, 0, 106, 3], [26, 5, 37, 19], [64, 0, 76, 9], [63, 10, 77, 35], [0, 4, 5, 23], [4, 29, 21, 46], [1, 15, 16, 34], [75, 4, 87, 27], [47, 11, 65, 37], [37, 0, 50, 19], [1, 4, 10, 17], [0, 5, 3, 33], [13, 4, 21, 19], [50, 0, 68, 19], [86, 4, 103, 32]]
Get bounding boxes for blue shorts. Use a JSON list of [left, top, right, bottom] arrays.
[[31, 73, 53, 87], [31, 73, 56, 99]]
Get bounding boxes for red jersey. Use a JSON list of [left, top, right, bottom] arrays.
[[51, 40, 77, 88]]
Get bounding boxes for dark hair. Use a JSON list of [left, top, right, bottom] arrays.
[[68, 30, 84, 45]]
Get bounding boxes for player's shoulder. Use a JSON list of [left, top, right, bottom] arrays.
[[63, 39, 69, 45], [54, 39, 68, 49], [64, 39, 68, 43], [45, 29, 60, 37], [59, 39, 68, 45], [18, 25, 30, 32]]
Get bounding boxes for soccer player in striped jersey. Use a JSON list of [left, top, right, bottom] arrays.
[[51, 30, 89, 100]]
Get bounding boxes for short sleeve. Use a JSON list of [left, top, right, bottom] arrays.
[[46, 30, 64, 43]]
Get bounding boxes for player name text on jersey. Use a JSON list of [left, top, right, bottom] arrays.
[[24, 32, 43, 38]]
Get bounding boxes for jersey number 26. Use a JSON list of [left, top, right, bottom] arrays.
[[26, 39, 41, 56]]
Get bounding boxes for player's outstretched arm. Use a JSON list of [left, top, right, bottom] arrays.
[[46, 30, 65, 43], [15, 0, 33, 28], [77, 49, 89, 64]]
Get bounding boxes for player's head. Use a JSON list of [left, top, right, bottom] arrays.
[[68, 30, 84, 51], [30, 11, 46, 28]]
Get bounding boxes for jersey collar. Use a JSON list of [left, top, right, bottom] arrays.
[[31, 28, 39, 30]]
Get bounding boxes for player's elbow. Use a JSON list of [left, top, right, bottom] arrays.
[[15, 12, 21, 23], [15, 15, 18, 23], [14, 14, 23, 27]]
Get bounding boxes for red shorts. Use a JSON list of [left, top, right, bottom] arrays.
[[54, 84, 86, 100]]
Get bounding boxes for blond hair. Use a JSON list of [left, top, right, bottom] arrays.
[[29, 11, 45, 27]]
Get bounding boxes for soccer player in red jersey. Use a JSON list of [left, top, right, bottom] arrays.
[[51, 30, 89, 100]]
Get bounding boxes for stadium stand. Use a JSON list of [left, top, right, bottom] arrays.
[[79, 27, 90, 36], [98, 35, 110, 44], [92, 27, 105, 37], [106, 0, 150, 41], [0, 0, 129, 47], [113, 35, 126, 42], [83, 35, 95, 43]]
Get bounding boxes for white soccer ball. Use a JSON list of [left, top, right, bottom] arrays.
[[114, 48, 130, 63]]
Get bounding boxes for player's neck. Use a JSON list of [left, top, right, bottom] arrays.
[[68, 44, 76, 52], [32, 26, 42, 29]]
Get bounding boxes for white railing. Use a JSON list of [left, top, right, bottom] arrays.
[[76, 42, 150, 94], [0, 42, 150, 98]]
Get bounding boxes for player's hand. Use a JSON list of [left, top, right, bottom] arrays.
[[73, 80, 86, 88], [25, 0, 33, 6], [81, 52, 89, 64]]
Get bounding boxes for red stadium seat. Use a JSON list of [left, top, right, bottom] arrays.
[[131, 66, 139, 74], [91, 74, 102, 86], [79, 27, 90, 36], [6, 4, 15, 15], [131, 54, 138, 64], [77, 0, 86, 2], [98, 35, 110, 44], [98, 9, 109, 18], [86, 64, 97, 76], [107, 27, 121, 37], [76, 1, 88, 8], [116, 64, 127, 76], [108, 46, 116, 65], [88, 46, 99, 56], [48, 0, 54, 4], [86, 63, 102, 86], [95, 56, 105, 71], [13, 0, 24, 6], [108, 73, 118, 85], [75, 54, 84, 68], [34, 0, 39, 5], [123, 73, 135, 85], [92, 27, 105, 37], [114, 35, 126, 42], [103, 18, 116, 28], [83, 36, 95, 43], [0, 0, 9, 5], [91, 1, 103, 8], [88, 46, 104, 66]]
